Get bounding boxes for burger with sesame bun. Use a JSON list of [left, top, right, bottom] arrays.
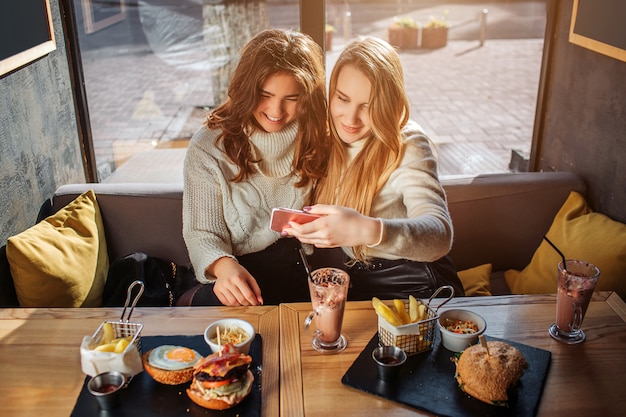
[[142, 345, 202, 385], [186, 343, 254, 410]]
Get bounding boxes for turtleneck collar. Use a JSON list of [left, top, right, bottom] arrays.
[[344, 136, 368, 165], [249, 121, 299, 177]]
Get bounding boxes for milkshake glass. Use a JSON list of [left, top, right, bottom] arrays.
[[549, 259, 600, 344], [304, 267, 350, 353]]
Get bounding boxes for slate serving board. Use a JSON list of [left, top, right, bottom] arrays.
[[341, 332, 550, 417], [71, 334, 262, 417]]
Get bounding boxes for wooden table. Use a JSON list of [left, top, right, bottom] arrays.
[[280, 292, 626, 417], [0, 305, 280, 417]]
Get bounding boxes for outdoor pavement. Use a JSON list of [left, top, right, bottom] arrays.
[[80, 1, 546, 182]]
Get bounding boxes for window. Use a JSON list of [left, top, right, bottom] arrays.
[[70, 0, 544, 182]]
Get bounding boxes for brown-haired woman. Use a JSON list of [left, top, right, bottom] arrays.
[[183, 29, 329, 306]]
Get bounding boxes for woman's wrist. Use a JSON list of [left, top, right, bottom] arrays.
[[366, 217, 384, 247], [207, 256, 236, 280]]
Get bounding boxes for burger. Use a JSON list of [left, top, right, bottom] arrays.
[[142, 345, 202, 385], [455, 341, 528, 405], [186, 343, 254, 410]]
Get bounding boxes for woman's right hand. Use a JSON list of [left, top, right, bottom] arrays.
[[209, 257, 264, 306], [284, 204, 382, 248]]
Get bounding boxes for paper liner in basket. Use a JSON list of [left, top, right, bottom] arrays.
[[80, 280, 146, 378], [80, 334, 143, 378]]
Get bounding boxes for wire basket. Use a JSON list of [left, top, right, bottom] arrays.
[[377, 286, 454, 356], [90, 280, 145, 353], [377, 300, 438, 355], [91, 320, 144, 353]]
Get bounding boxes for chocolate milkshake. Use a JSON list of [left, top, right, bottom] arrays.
[[555, 272, 595, 331], [306, 268, 350, 352], [549, 260, 600, 344]]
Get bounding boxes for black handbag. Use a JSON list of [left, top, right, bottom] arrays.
[[102, 252, 197, 307]]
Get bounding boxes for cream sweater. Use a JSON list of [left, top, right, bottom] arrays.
[[183, 121, 308, 283], [345, 120, 453, 262]]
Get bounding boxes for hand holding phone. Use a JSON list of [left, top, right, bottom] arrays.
[[270, 208, 321, 232]]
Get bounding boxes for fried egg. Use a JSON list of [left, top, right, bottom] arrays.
[[148, 345, 201, 371]]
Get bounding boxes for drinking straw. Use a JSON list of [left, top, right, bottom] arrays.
[[543, 236, 567, 272], [217, 325, 222, 357], [298, 247, 313, 280]]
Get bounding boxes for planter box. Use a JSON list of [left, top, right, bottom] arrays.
[[388, 26, 418, 50], [421, 27, 448, 49]]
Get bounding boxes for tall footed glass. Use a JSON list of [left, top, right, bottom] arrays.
[[549, 260, 600, 344], [304, 267, 350, 353]]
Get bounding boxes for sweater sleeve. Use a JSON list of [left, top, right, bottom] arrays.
[[368, 121, 453, 262], [182, 128, 235, 284]]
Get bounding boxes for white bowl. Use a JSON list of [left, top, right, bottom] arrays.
[[438, 309, 487, 352], [204, 318, 255, 355]]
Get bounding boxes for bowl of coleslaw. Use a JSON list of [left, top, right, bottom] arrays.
[[438, 309, 486, 352], [204, 318, 255, 355]]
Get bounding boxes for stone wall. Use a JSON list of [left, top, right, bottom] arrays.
[[0, 0, 85, 243]]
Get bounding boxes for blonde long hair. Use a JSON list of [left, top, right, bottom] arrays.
[[314, 36, 410, 262]]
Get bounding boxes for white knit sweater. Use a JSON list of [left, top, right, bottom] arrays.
[[344, 120, 453, 262], [183, 121, 309, 283]]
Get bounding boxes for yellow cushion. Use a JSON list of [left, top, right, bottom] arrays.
[[6, 190, 109, 307], [505, 192, 626, 299], [457, 263, 492, 296]]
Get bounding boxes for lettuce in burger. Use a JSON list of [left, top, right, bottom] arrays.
[[186, 343, 254, 410]]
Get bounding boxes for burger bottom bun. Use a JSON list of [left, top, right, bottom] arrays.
[[142, 351, 195, 385], [186, 369, 254, 410]]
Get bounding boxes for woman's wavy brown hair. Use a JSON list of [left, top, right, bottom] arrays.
[[314, 36, 410, 262], [205, 29, 329, 188]]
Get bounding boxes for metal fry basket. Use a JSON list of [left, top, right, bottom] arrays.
[[377, 286, 454, 356], [91, 280, 145, 353]]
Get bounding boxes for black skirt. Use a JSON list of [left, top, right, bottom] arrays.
[[190, 237, 310, 306]]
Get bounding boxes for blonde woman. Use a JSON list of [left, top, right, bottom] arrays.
[[183, 29, 329, 306], [285, 36, 463, 299]]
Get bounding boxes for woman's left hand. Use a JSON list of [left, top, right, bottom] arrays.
[[283, 204, 382, 248]]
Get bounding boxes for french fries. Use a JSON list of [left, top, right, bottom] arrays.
[[102, 322, 115, 344], [372, 296, 428, 327], [92, 322, 132, 353], [372, 297, 403, 326], [94, 336, 129, 352], [409, 295, 427, 323], [93, 335, 132, 353], [393, 299, 411, 325], [409, 295, 419, 322], [418, 304, 426, 322]]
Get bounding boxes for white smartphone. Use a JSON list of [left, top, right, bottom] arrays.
[[270, 208, 321, 232]]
